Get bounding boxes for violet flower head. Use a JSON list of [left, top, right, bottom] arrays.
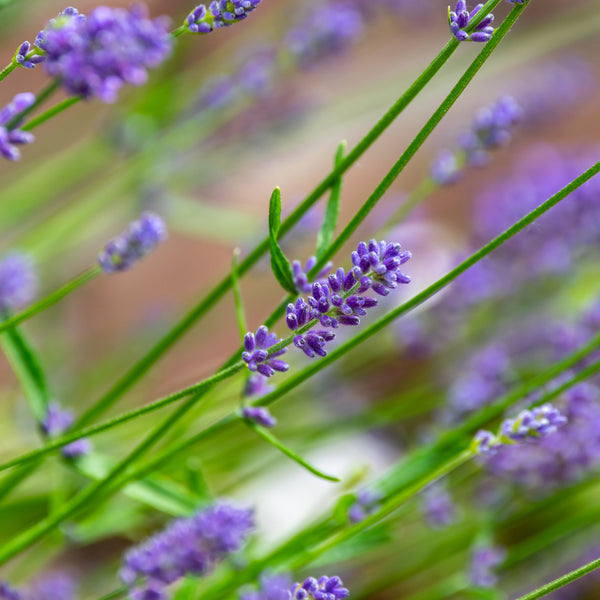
[[0, 93, 36, 161], [0, 583, 21, 600], [285, 4, 364, 68], [14, 41, 45, 69], [42, 402, 91, 459], [121, 502, 254, 600], [37, 5, 172, 103], [242, 406, 277, 428], [244, 373, 274, 398], [500, 404, 568, 443], [468, 545, 506, 588], [287, 240, 411, 359], [186, 1, 263, 33], [98, 212, 168, 273], [0, 253, 37, 312], [449, 1, 494, 42], [473, 404, 567, 457], [243, 325, 290, 378], [290, 576, 349, 600], [28, 573, 77, 600]]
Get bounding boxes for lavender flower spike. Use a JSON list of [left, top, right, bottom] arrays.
[[472, 404, 567, 456], [121, 502, 254, 600], [449, 1, 494, 42], [98, 212, 168, 273], [469, 545, 507, 588], [37, 5, 172, 103], [186, 1, 263, 33], [0, 253, 37, 312], [242, 325, 290, 377], [0, 93, 36, 161], [292, 256, 333, 294], [291, 576, 349, 600]]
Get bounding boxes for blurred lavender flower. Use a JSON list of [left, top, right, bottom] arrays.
[[98, 212, 167, 273], [473, 404, 567, 457], [442, 345, 511, 424], [240, 573, 293, 600], [14, 41, 45, 69], [421, 483, 457, 529], [121, 502, 254, 600], [285, 3, 364, 68], [468, 545, 506, 588], [36, 5, 171, 103], [449, 1, 494, 43], [0, 583, 21, 600], [348, 489, 381, 523], [27, 573, 76, 600], [186, 1, 262, 33], [243, 406, 277, 428], [243, 325, 290, 378], [430, 96, 522, 184], [0, 253, 37, 312], [290, 576, 349, 600], [42, 402, 91, 459], [244, 373, 274, 398], [0, 93, 36, 161]]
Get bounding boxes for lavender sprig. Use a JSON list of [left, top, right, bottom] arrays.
[[472, 404, 568, 456], [448, 1, 495, 42], [185, 1, 263, 34], [13, 41, 45, 70], [0, 94, 36, 161], [290, 576, 349, 600], [242, 325, 290, 378]]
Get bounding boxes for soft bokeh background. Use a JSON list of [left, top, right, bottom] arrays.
[[0, 0, 600, 599]]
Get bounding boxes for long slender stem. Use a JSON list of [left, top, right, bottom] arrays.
[[0, 266, 101, 334], [22, 97, 82, 132], [0, 62, 16, 83], [309, 2, 528, 277], [515, 555, 600, 600], [0, 363, 244, 474], [71, 30, 469, 428]]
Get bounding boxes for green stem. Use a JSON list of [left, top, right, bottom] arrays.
[[0, 266, 101, 334], [0, 62, 16, 83], [71, 25, 469, 428], [6, 79, 61, 131], [22, 97, 82, 132], [0, 363, 244, 474], [515, 555, 600, 600], [309, 1, 527, 277]]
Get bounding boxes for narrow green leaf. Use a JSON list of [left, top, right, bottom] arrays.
[[0, 324, 49, 422], [231, 248, 248, 342], [268, 187, 297, 294], [248, 423, 340, 483], [316, 141, 346, 259]]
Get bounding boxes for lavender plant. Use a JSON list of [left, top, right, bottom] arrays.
[[1, 1, 600, 600]]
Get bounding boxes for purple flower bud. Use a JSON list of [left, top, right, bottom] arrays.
[[42, 402, 91, 459], [449, 1, 495, 42], [0, 253, 37, 312], [241, 326, 289, 378], [243, 406, 277, 428]]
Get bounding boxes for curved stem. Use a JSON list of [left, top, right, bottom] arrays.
[[515, 555, 600, 600], [0, 266, 101, 333]]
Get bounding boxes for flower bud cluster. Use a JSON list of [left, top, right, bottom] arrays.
[[186, 1, 263, 33], [473, 404, 568, 456], [242, 325, 290, 378], [449, 1, 494, 43]]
